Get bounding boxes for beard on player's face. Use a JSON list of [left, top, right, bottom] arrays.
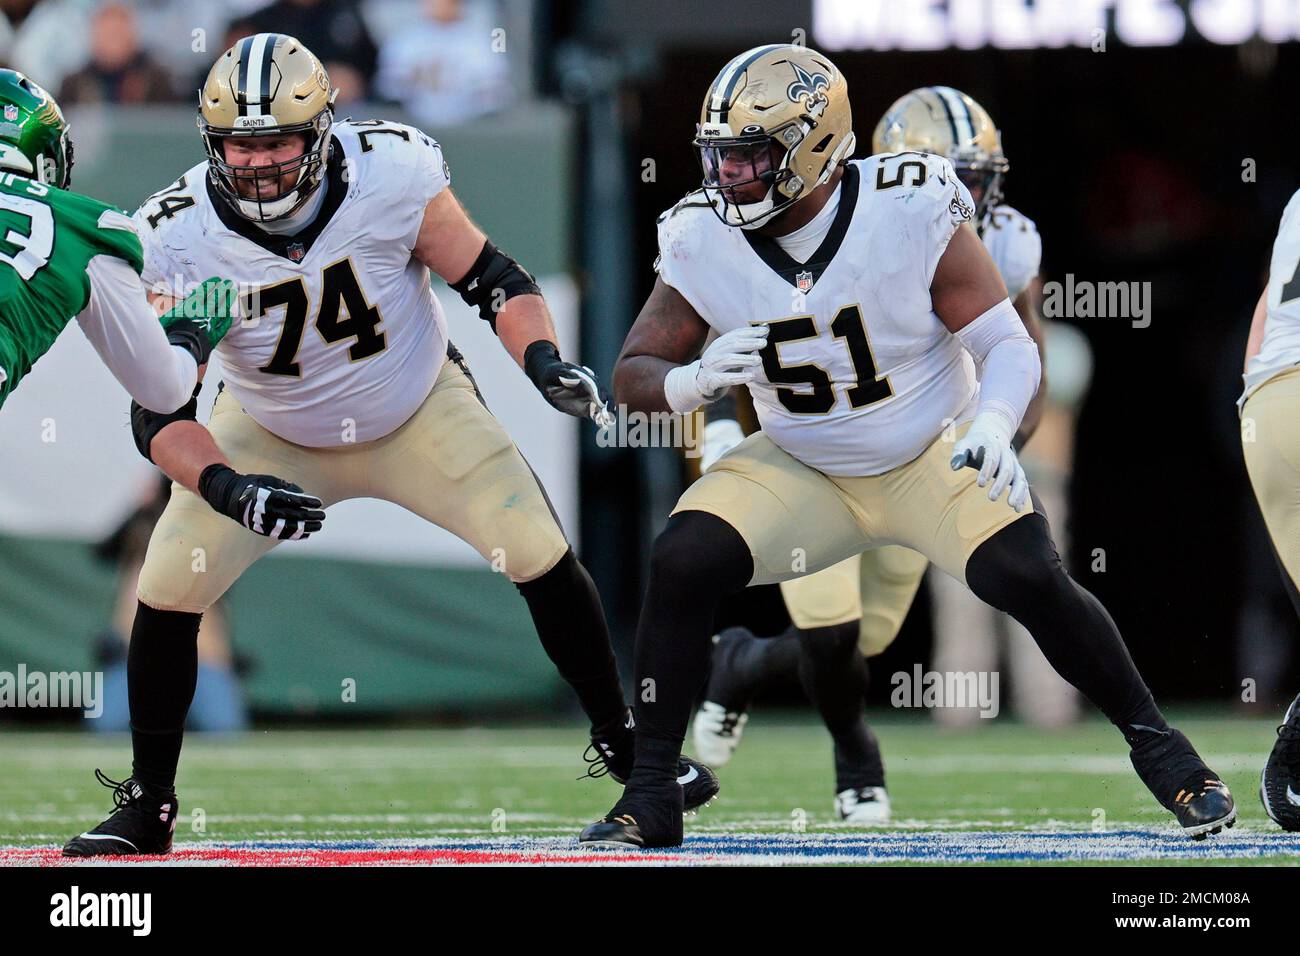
[[223, 133, 312, 201]]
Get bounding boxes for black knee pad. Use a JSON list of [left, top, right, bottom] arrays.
[[964, 513, 1068, 614], [650, 511, 753, 597]]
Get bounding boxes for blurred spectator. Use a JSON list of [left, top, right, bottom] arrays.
[[235, 0, 378, 106], [59, 0, 181, 105], [375, 0, 511, 128], [0, 0, 92, 94], [89, 476, 249, 734], [131, 0, 254, 102]]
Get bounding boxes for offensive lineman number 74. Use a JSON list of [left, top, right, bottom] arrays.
[[247, 258, 387, 377]]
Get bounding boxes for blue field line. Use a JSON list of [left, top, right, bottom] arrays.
[[202, 830, 1300, 863]]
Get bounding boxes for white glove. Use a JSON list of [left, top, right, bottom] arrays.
[[663, 325, 769, 414], [949, 411, 1030, 512], [700, 418, 746, 471]]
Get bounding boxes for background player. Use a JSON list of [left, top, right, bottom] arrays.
[[63, 34, 713, 858]]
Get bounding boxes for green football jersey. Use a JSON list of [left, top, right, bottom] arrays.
[[0, 171, 143, 406]]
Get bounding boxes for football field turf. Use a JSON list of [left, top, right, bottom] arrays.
[[3, 712, 1300, 866]]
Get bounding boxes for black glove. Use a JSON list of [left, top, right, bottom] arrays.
[[164, 319, 214, 367], [523, 340, 615, 427], [198, 464, 325, 540]]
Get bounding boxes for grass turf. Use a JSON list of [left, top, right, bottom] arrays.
[[1, 711, 1296, 864]]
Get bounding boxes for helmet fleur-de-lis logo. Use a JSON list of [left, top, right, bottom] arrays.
[[786, 63, 829, 112]]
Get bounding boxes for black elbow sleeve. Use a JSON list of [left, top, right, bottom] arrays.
[[449, 240, 541, 333], [131, 385, 200, 462]]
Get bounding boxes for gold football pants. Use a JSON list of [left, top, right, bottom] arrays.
[[138, 356, 570, 613], [675, 425, 1029, 634]]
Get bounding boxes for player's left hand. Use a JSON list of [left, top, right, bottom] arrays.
[[524, 341, 615, 428], [950, 413, 1030, 512]]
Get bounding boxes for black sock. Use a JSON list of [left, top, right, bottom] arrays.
[[632, 512, 753, 783], [796, 621, 883, 790], [516, 550, 626, 732], [966, 514, 1170, 749], [128, 601, 200, 792]]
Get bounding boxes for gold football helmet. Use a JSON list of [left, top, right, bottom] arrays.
[[197, 33, 337, 222], [695, 43, 855, 229], [871, 86, 1008, 222]]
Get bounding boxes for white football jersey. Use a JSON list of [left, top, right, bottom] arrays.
[[981, 204, 1041, 300], [657, 153, 980, 476], [1243, 188, 1300, 402], [134, 119, 451, 447]]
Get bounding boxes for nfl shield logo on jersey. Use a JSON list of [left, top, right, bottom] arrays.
[[796, 270, 814, 293], [3, 104, 17, 121], [287, 242, 306, 262]]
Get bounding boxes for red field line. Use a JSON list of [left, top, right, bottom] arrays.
[[0, 845, 692, 867]]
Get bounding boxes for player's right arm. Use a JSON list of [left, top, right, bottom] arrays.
[[130, 294, 326, 542], [614, 276, 767, 415], [137, 402, 327, 542]]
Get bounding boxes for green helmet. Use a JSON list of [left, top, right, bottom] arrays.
[[0, 68, 74, 189]]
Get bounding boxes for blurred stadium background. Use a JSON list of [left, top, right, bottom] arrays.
[[1, 0, 1297, 752]]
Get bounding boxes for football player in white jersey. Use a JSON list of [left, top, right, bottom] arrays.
[[581, 44, 1234, 848], [690, 87, 1049, 825], [1241, 188, 1300, 831], [63, 34, 715, 858]]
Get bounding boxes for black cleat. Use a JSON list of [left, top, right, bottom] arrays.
[[63, 770, 179, 857], [1130, 728, 1236, 838], [583, 712, 720, 812], [585, 711, 638, 781], [1261, 692, 1300, 831], [675, 755, 720, 813], [1170, 774, 1236, 840], [580, 773, 684, 849]]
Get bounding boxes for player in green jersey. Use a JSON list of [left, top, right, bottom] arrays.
[[0, 68, 231, 413]]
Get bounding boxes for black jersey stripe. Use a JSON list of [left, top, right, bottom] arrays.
[[742, 163, 860, 289]]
